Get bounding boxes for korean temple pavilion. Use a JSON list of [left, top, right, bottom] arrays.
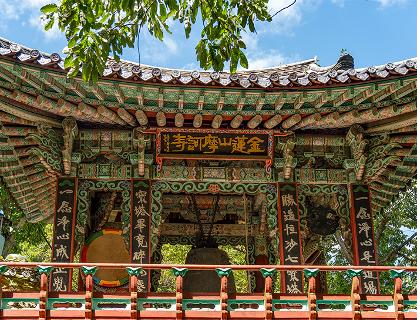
[[0, 37, 416, 320]]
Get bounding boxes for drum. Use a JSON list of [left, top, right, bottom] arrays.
[[81, 229, 130, 287]]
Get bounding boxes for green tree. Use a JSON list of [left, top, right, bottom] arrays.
[[0, 185, 52, 262], [38, 0, 296, 82]]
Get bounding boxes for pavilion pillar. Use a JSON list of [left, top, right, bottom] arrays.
[[278, 183, 303, 294], [131, 179, 152, 292], [350, 184, 380, 294], [253, 236, 268, 292], [50, 177, 77, 292]]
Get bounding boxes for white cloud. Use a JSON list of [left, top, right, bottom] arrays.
[[29, 15, 61, 41], [0, 0, 60, 38], [164, 37, 179, 55], [240, 32, 297, 70], [331, 0, 345, 7], [376, 0, 407, 7]]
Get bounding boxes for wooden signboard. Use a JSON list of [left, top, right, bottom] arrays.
[[156, 128, 274, 172], [278, 184, 303, 293], [131, 180, 151, 292], [50, 178, 77, 291], [350, 184, 379, 294]]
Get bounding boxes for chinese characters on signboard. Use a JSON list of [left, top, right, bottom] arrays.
[[278, 184, 303, 294], [50, 178, 76, 292], [156, 128, 274, 172], [131, 180, 151, 292], [351, 185, 379, 294]]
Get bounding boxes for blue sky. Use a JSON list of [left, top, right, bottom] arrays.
[[0, 0, 416, 70]]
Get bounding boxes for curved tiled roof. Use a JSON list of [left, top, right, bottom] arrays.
[[1, 38, 417, 223], [1, 37, 416, 89]]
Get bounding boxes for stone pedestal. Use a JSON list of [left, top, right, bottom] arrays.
[[183, 248, 236, 293]]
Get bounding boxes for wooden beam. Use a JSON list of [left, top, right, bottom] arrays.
[[0, 99, 60, 127], [264, 115, 282, 129], [212, 114, 223, 129], [78, 102, 104, 123], [230, 114, 243, 129], [97, 105, 125, 125], [193, 114, 203, 128], [281, 114, 301, 130], [352, 87, 373, 105], [292, 113, 321, 130], [68, 79, 88, 98], [372, 83, 396, 103], [135, 110, 148, 126], [156, 111, 166, 127], [274, 94, 285, 110], [114, 84, 126, 103], [42, 74, 66, 94], [91, 84, 106, 100], [247, 115, 262, 129], [366, 104, 417, 133], [0, 65, 16, 83], [117, 108, 137, 126], [332, 89, 350, 108], [174, 113, 184, 127]]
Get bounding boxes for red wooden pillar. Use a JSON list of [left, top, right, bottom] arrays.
[[127, 267, 142, 320], [82, 266, 97, 320], [172, 268, 188, 320], [37, 266, 53, 320], [350, 184, 379, 294], [277, 183, 303, 293], [216, 268, 232, 320], [304, 269, 319, 320], [50, 177, 77, 292], [391, 269, 405, 320], [347, 269, 362, 320], [260, 268, 276, 320], [131, 180, 152, 292]]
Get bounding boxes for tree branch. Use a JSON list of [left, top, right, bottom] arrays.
[[334, 232, 354, 265], [375, 211, 391, 244], [271, 0, 297, 18], [380, 231, 417, 264]]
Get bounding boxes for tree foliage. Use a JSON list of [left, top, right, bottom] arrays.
[[40, 0, 274, 82], [0, 185, 52, 262]]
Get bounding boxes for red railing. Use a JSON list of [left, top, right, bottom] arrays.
[[0, 262, 416, 320]]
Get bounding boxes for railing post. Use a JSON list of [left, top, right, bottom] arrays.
[[172, 268, 188, 320], [81, 266, 97, 320], [304, 269, 319, 320], [390, 270, 405, 320], [260, 268, 276, 320], [36, 266, 53, 320], [347, 269, 362, 320], [0, 265, 8, 319], [127, 267, 142, 320], [216, 268, 232, 320]]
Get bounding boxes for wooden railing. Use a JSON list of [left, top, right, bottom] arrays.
[[0, 262, 416, 319]]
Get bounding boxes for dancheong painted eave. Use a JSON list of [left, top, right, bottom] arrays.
[[1, 38, 417, 223]]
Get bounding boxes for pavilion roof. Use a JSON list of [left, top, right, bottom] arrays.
[[0, 38, 417, 222]]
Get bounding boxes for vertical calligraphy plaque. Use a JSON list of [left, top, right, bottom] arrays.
[[50, 177, 77, 291], [131, 180, 151, 292], [278, 183, 303, 293], [350, 184, 379, 294]]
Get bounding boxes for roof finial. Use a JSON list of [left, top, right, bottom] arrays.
[[337, 49, 354, 70]]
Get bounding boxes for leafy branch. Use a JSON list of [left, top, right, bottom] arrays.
[[40, 0, 297, 83]]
